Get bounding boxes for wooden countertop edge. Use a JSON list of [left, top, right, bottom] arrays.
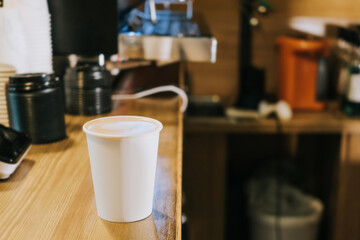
[[176, 101, 183, 240]]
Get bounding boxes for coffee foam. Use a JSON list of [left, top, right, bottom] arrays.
[[84, 116, 162, 137]]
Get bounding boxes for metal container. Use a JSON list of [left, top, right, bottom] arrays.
[[64, 65, 112, 115], [6, 73, 66, 144]]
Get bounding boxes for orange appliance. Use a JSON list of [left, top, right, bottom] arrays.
[[276, 35, 328, 110]]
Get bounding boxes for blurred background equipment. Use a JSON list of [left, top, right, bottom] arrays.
[[339, 28, 360, 116], [119, 0, 217, 63], [47, 0, 118, 56], [276, 32, 328, 110], [247, 176, 323, 240], [234, 0, 273, 110], [226, 100, 293, 121]]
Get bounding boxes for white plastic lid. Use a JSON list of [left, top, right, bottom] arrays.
[[83, 116, 163, 138]]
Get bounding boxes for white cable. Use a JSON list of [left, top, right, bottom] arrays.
[[111, 85, 188, 112]]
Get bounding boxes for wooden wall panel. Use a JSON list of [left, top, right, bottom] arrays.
[[183, 134, 227, 240], [187, 0, 360, 104], [335, 133, 360, 240], [186, 0, 239, 104]]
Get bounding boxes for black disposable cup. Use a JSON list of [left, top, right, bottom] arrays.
[[64, 65, 112, 115]]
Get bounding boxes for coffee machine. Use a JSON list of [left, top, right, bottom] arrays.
[[47, 0, 118, 56], [118, 0, 217, 63]]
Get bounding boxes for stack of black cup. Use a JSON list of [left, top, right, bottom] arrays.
[[64, 64, 112, 115], [6, 73, 67, 144]]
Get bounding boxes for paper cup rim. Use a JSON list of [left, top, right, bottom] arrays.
[[83, 115, 163, 138]]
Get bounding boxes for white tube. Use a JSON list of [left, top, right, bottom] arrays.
[[112, 85, 188, 112]]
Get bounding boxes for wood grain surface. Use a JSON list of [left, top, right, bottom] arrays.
[[0, 97, 182, 240], [183, 134, 227, 240]]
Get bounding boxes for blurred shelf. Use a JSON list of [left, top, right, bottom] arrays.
[[185, 110, 360, 134], [106, 60, 152, 71]]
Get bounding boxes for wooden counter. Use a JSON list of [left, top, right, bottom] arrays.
[[184, 109, 360, 240], [0, 97, 183, 240]]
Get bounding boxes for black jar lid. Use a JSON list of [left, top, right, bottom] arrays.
[[64, 64, 110, 89], [7, 73, 60, 92]]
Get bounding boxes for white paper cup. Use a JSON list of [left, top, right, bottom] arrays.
[[83, 116, 163, 222], [0, 9, 29, 73]]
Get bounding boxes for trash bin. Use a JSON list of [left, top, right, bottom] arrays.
[[247, 177, 324, 240]]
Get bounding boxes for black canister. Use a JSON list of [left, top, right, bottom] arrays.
[[64, 65, 112, 115], [6, 73, 66, 144]]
